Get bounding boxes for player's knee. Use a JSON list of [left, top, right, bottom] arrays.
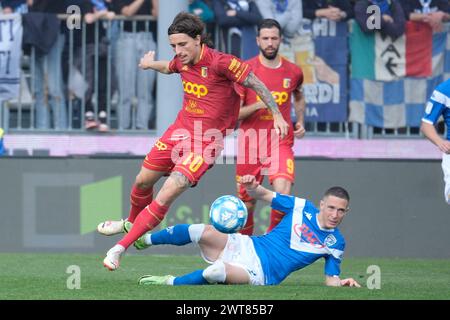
[[202, 260, 226, 284], [135, 174, 152, 189], [188, 224, 205, 243], [274, 182, 291, 195]]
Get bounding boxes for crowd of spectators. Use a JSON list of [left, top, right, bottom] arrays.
[[0, 0, 449, 132]]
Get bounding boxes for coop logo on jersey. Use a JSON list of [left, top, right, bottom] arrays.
[[256, 91, 289, 105], [201, 67, 208, 78], [183, 81, 208, 98], [324, 234, 337, 247], [283, 78, 291, 89]]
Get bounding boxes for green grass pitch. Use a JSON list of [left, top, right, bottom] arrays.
[[1, 253, 449, 300]]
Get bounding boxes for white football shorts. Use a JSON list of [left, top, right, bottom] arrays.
[[201, 233, 265, 285], [442, 153, 450, 204]]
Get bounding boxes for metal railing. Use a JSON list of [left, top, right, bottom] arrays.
[[0, 15, 438, 139], [2, 14, 157, 134]]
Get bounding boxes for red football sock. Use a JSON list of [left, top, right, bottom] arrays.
[[127, 185, 153, 223], [239, 209, 254, 236], [266, 209, 285, 233], [118, 201, 169, 249]]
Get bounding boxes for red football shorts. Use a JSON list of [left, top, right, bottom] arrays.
[[236, 143, 295, 202], [143, 127, 222, 186]]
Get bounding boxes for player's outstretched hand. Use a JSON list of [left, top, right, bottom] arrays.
[[240, 175, 259, 191], [139, 51, 156, 70], [340, 278, 361, 287], [273, 114, 289, 139]]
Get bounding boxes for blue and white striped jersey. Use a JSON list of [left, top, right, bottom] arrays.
[[251, 193, 346, 285]]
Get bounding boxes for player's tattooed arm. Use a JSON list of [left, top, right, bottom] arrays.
[[242, 72, 281, 116], [242, 72, 289, 138]]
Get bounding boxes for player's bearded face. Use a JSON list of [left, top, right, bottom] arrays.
[[257, 27, 281, 60], [169, 33, 202, 65]]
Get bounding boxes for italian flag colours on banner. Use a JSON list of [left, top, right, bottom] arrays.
[[350, 21, 433, 81]]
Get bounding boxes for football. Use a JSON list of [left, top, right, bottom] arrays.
[[209, 195, 248, 234]]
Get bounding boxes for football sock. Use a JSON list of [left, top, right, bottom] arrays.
[[145, 224, 205, 246], [173, 270, 209, 285], [266, 209, 285, 233], [150, 224, 191, 246], [128, 185, 153, 223], [118, 201, 168, 249]]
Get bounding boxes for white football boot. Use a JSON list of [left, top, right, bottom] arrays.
[[97, 219, 125, 236], [103, 245, 125, 271]]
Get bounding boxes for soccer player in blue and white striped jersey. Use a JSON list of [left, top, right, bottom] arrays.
[[421, 78, 450, 205], [135, 175, 360, 287]]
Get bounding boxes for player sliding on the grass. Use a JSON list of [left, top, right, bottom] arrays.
[[130, 175, 361, 287], [97, 12, 288, 271]]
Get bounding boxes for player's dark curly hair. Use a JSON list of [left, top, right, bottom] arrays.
[[168, 12, 214, 48], [324, 186, 350, 202]]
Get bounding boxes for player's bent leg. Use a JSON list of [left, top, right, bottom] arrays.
[[155, 171, 192, 206], [223, 263, 251, 285], [97, 168, 164, 236], [198, 225, 228, 262], [127, 168, 165, 223], [118, 172, 192, 249], [202, 260, 227, 284]]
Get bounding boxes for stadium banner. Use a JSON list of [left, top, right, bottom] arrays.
[[349, 23, 450, 128], [0, 14, 22, 101], [1, 134, 442, 159], [350, 21, 434, 81], [280, 18, 348, 122]]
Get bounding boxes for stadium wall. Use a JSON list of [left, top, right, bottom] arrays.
[[0, 157, 448, 258]]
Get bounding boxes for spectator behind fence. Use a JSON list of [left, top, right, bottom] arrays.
[[189, 0, 215, 23], [400, 0, 449, 32], [255, 0, 303, 40], [25, 0, 67, 130], [354, 0, 406, 39], [302, 0, 354, 21], [1, 0, 28, 13], [113, 0, 158, 130], [189, 0, 216, 45], [212, 0, 262, 59], [67, 0, 115, 132]]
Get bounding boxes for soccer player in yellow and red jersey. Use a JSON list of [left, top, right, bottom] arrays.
[[235, 19, 306, 235], [98, 12, 289, 270]]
